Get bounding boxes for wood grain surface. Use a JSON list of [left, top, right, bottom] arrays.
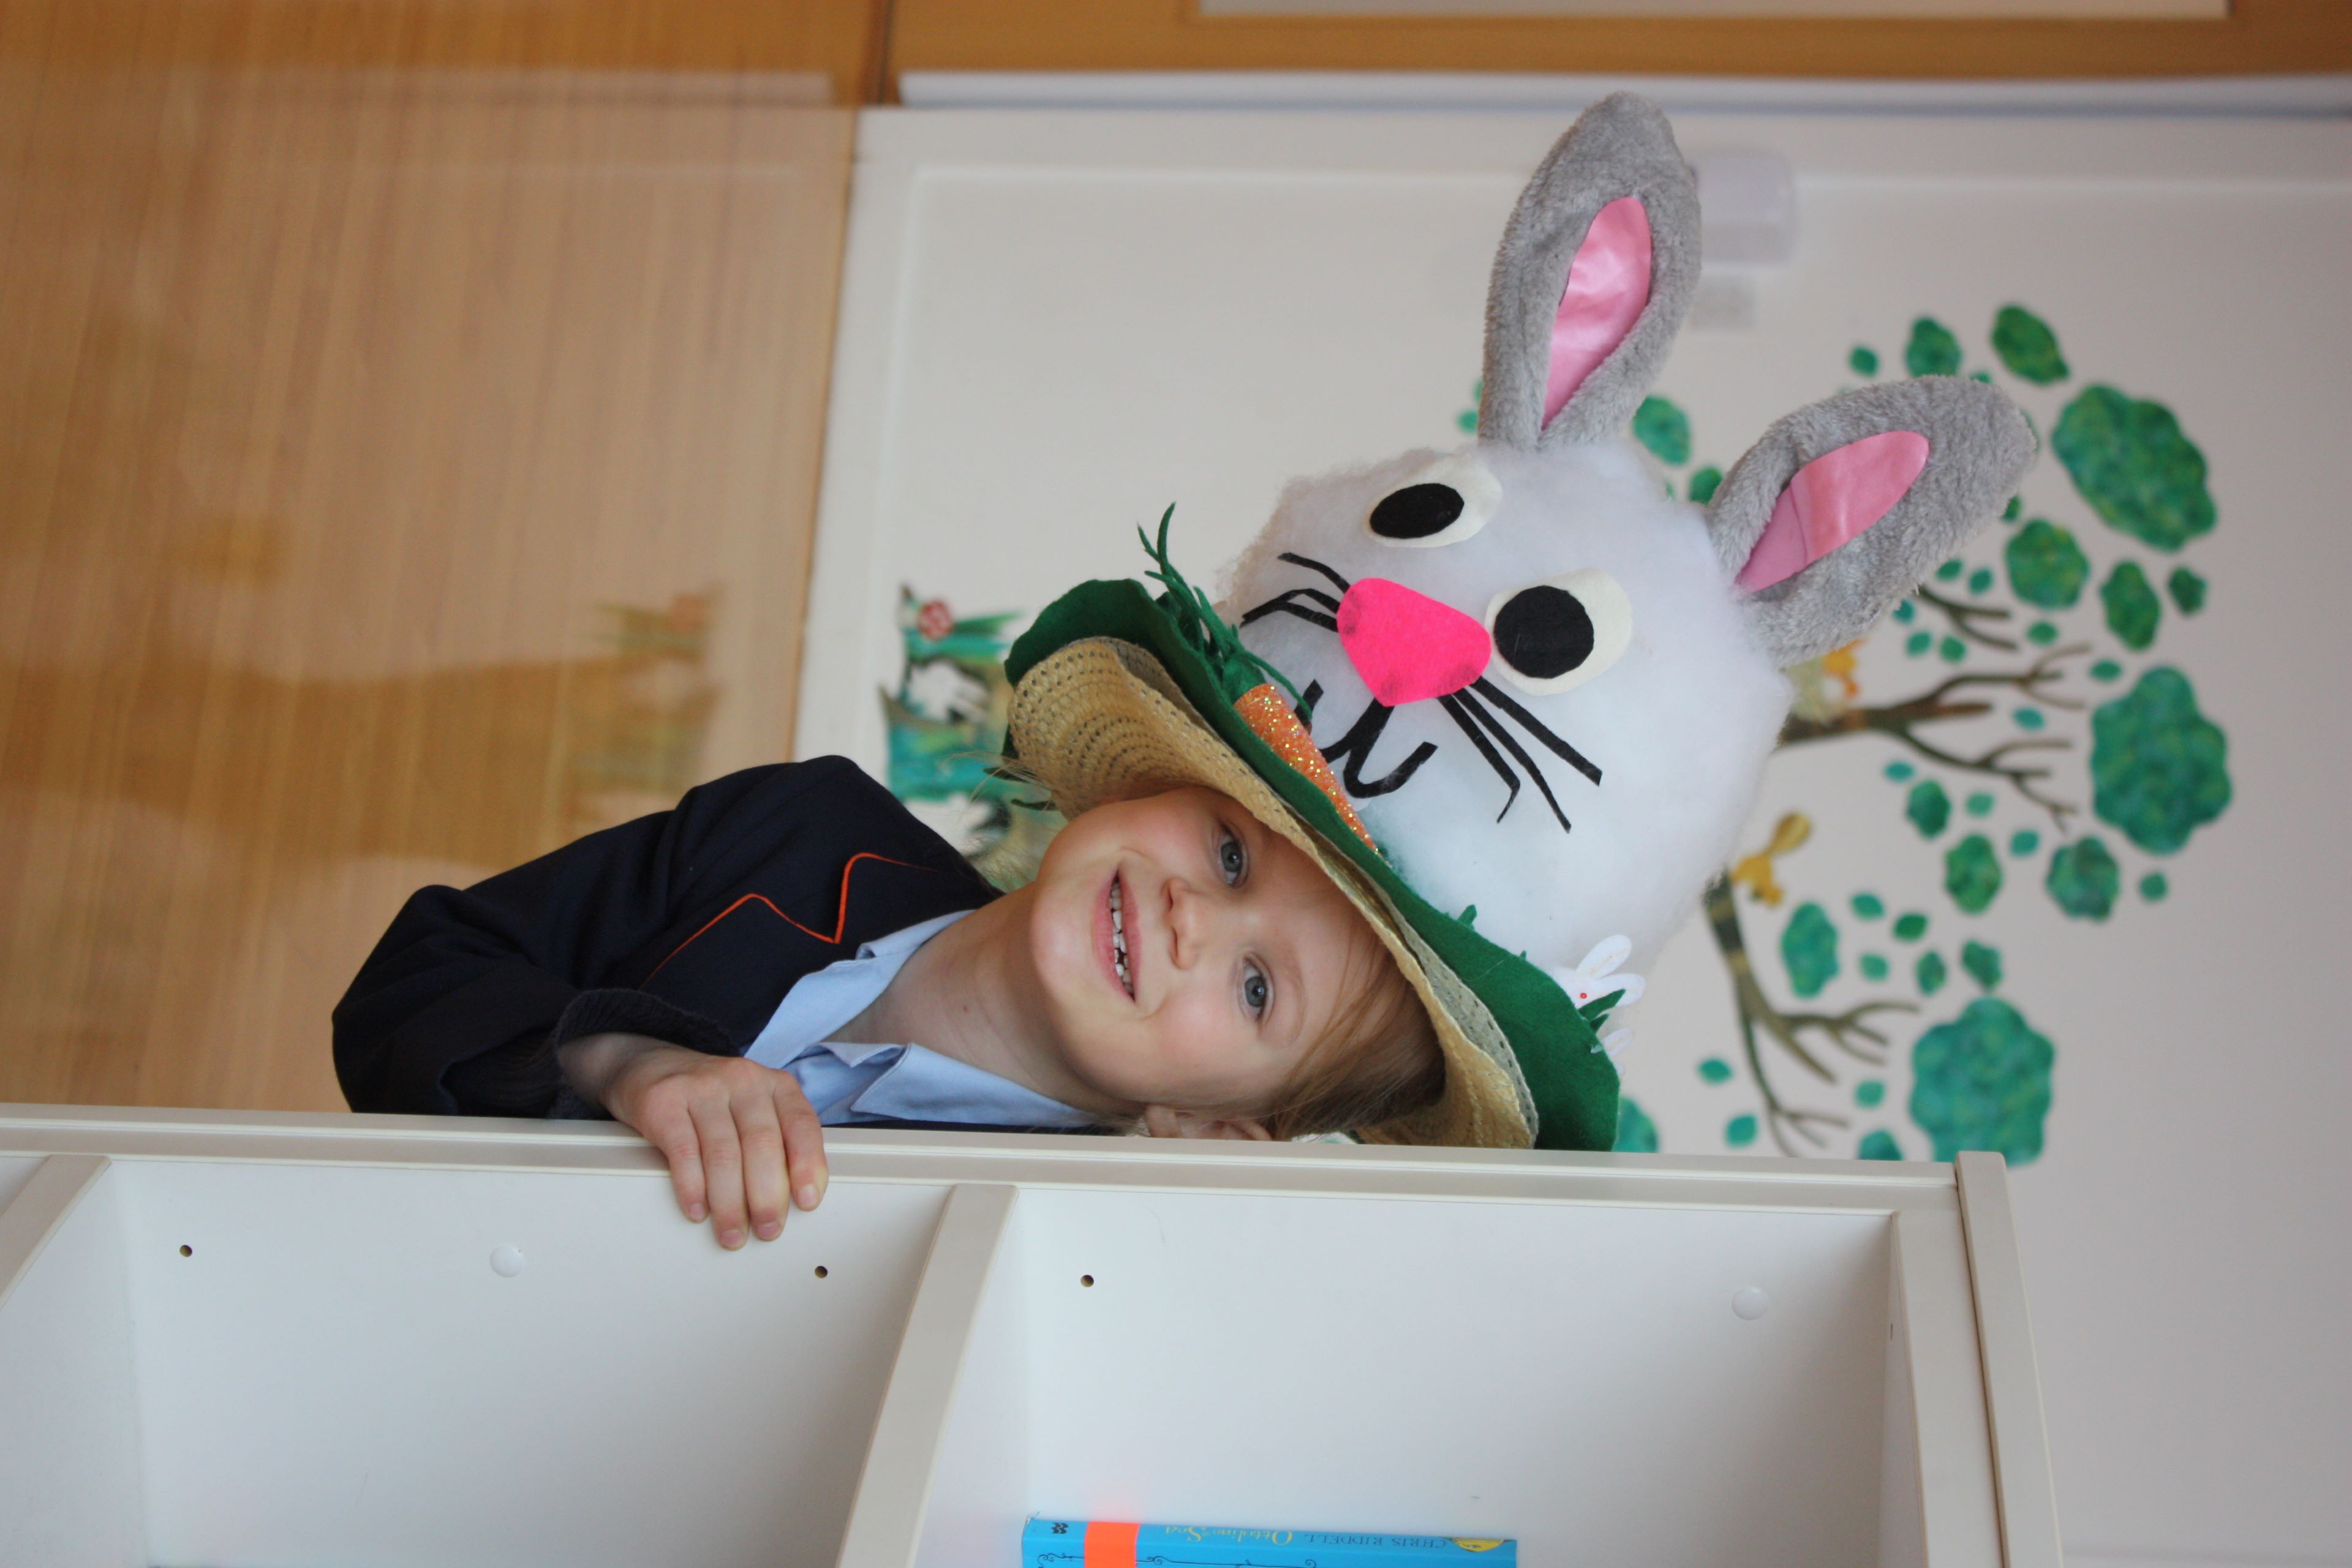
[[887, 0, 2351, 81], [0, 59, 854, 1110]]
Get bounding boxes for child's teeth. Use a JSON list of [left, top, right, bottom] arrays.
[[1110, 880, 1129, 993]]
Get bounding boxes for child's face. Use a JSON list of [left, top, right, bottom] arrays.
[[1027, 786, 1382, 1127]]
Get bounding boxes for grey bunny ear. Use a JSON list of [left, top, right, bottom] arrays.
[[1479, 93, 1702, 451], [1708, 377, 2038, 668]]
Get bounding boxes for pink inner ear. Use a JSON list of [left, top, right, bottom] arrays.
[[1543, 195, 1651, 428], [1735, 430, 1932, 592]]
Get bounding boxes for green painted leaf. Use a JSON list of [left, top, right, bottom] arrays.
[[2005, 519, 2090, 608], [1687, 464, 1722, 503], [1726, 1114, 1758, 1148], [1850, 345, 1880, 377], [1699, 1057, 1733, 1085], [1945, 834, 2003, 914], [1858, 1129, 1904, 1161], [2167, 566, 2207, 614], [1907, 779, 1952, 837], [1893, 912, 1929, 941], [1634, 396, 1692, 466], [1909, 997, 2055, 1164], [1905, 317, 1964, 377], [2091, 666, 2231, 854], [1961, 940, 2003, 990], [1991, 305, 2070, 385], [2053, 385, 2215, 550], [1613, 1096, 1659, 1153], [2101, 561, 2162, 650], [2140, 872, 2170, 903], [1852, 892, 1885, 919], [1856, 1079, 1886, 1108], [2008, 830, 2040, 858], [1861, 954, 1890, 981], [1917, 949, 1948, 995], [2047, 837, 2121, 921], [1781, 902, 1840, 998]]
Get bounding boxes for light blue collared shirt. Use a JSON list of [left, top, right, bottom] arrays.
[[743, 910, 1096, 1129]]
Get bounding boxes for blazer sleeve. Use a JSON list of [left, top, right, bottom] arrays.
[[333, 758, 873, 1118]]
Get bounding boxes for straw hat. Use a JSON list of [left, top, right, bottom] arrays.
[[1002, 521, 1624, 1150]]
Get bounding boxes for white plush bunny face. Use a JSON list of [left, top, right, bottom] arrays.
[[1227, 439, 1788, 968], [1218, 94, 2034, 987]]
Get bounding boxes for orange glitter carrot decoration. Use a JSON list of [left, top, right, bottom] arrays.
[[1234, 682, 1375, 850]]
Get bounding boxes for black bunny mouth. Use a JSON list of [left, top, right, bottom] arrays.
[[1238, 551, 1602, 833]]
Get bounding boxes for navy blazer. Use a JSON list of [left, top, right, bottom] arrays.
[[334, 758, 1015, 1123]]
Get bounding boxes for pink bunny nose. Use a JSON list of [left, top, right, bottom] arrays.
[[1336, 578, 1493, 706]]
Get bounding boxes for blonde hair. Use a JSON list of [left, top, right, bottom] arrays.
[[1254, 905, 1444, 1140]]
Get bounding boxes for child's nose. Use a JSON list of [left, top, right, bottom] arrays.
[[1164, 877, 1234, 970], [1336, 578, 1493, 706]]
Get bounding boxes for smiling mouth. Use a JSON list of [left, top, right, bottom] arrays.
[[1109, 875, 1135, 998]]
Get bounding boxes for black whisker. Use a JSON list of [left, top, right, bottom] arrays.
[[1277, 552, 1353, 595], [1237, 586, 1340, 629], [1321, 698, 1437, 796], [1457, 688, 1571, 832], [1438, 694, 1520, 821], [1471, 678, 1604, 786], [1299, 680, 1322, 725], [1238, 601, 1339, 633]]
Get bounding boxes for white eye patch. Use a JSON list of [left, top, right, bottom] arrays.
[[1364, 451, 1502, 548], [1485, 569, 1633, 695]]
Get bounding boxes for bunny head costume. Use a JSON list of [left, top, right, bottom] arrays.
[[1011, 94, 2035, 1150]]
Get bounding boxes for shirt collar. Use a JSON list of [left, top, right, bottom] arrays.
[[824, 1039, 1100, 1128]]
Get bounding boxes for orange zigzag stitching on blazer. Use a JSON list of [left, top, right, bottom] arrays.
[[641, 853, 928, 984]]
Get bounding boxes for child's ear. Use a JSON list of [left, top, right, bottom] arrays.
[[1141, 1106, 1276, 1140], [1480, 93, 1702, 451], [1708, 377, 2037, 668]]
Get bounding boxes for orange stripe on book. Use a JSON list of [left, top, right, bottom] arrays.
[[1084, 1521, 1140, 1567]]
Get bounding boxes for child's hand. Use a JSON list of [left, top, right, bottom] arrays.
[[557, 1032, 828, 1249]]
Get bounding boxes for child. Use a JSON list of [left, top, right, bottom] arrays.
[[334, 537, 1624, 1250]]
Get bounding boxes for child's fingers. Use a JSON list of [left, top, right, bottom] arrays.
[[771, 1079, 829, 1212], [638, 1096, 710, 1224], [687, 1095, 750, 1250], [730, 1090, 788, 1243]]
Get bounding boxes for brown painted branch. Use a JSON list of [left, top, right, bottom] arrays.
[[1705, 875, 1862, 1156], [1776, 645, 2092, 826], [1913, 584, 2018, 651]]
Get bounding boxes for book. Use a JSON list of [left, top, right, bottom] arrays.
[[1020, 1518, 1516, 1566]]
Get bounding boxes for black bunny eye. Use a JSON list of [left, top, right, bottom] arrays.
[[1370, 483, 1464, 540], [1485, 570, 1632, 695], [1494, 586, 1594, 678], [1363, 451, 1498, 548]]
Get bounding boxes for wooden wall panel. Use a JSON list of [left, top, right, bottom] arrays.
[[1, 0, 888, 104], [887, 0, 2351, 81], [0, 65, 854, 1110]]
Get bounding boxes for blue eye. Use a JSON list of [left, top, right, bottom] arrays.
[[1242, 963, 1270, 1019], [1218, 829, 1248, 885]]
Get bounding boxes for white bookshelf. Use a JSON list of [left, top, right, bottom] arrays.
[[0, 1106, 2056, 1566]]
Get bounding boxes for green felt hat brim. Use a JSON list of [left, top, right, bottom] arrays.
[[1006, 578, 1619, 1153]]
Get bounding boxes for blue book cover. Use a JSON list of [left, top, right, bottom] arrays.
[[1021, 1518, 1516, 1566]]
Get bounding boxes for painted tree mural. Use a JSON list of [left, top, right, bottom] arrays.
[[1621, 307, 2231, 1159]]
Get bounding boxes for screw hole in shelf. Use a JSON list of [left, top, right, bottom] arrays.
[[1080, 1274, 1095, 1287], [178, 1245, 192, 1257], [813, 1265, 829, 1280]]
